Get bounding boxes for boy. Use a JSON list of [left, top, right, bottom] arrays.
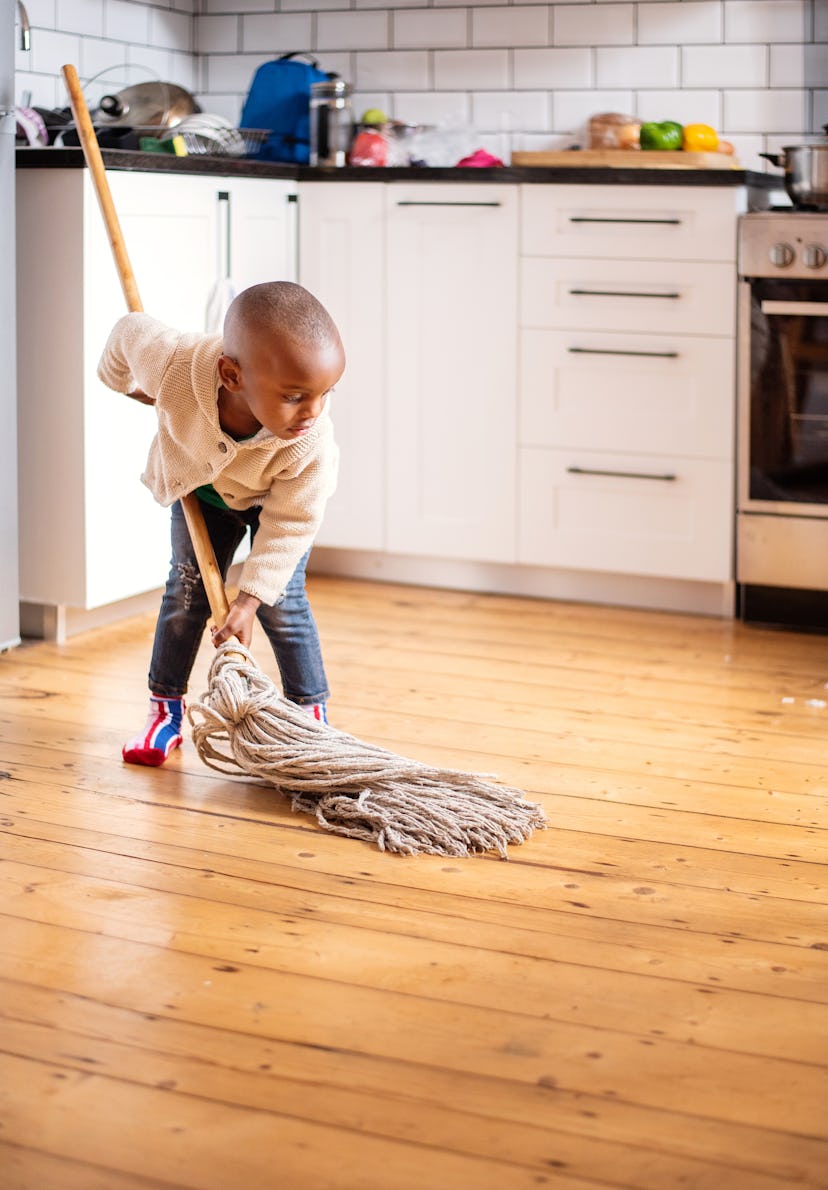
[[97, 281, 345, 766]]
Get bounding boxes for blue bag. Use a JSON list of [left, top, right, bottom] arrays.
[[240, 52, 330, 164]]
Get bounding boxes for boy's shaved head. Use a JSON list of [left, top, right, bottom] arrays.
[[216, 280, 345, 443], [224, 281, 341, 356]]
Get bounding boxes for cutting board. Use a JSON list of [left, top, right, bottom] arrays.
[[511, 149, 740, 170]]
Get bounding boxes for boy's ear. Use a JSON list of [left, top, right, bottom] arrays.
[[217, 354, 242, 390]]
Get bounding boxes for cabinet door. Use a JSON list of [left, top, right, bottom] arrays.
[[227, 177, 297, 290], [82, 173, 220, 607], [521, 185, 741, 263], [385, 183, 518, 563], [299, 182, 385, 551], [102, 172, 218, 331], [85, 173, 298, 605], [20, 170, 299, 613], [520, 256, 736, 337], [518, 447, 733, 582], [520, 328, 735, 460], [101, 174, 297, 331]]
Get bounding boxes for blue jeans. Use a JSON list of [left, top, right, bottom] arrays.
[[148, 499, 329, 705]]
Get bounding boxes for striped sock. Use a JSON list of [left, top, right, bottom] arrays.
[[298, 702, 328, 724], [123, 696, 184, 767]]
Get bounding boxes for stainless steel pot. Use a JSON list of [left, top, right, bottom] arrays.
[[761, 128, 828, 208]]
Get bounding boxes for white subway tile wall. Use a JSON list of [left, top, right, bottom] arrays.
[[241, 11, 312, 50], [514, 45, 592, 87], [637, 2, 722, 46], [317, 9, 389, 48], [682, 43, 768, 88], [434, 48, 511, 88], [472, 6, 549, 47], [395, 7, 468, 47], [554, 4, 635, 46], [14, 0, 822, 170], [552, 86, 631, 128]]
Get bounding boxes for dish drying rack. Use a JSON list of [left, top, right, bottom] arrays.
[[175, 127, 269, 158], [137, 123, 270, 158]]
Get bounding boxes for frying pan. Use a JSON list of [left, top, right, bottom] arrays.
[[61, 63, 231, 630]]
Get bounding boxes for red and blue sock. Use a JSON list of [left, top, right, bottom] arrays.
[[123, 696, 184, 767], [299, 702, 328, 724]]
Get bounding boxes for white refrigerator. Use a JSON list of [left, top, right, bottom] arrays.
[[1, 0, 20, 651]]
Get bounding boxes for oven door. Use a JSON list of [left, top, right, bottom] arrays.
[[738, 278, 828, 514], [737, 278, 828, 603]]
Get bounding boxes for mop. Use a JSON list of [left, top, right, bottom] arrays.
[[61, 64, 548, 858]]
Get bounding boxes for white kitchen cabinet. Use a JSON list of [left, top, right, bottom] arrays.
[[520, 256, 736, 338], [301, 180, 519, 565], [384, 183, 519, 562], [519, 328, 734, 459], [521, 184, 737, 263], [298, 182, 385, 551], [517, 183, 742, 587], [16, 167, 297, 637], [301, 177, 744, 615], [518, 448, 733, 583]]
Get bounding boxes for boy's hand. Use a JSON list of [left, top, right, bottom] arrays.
[[211, 591, 261, 649]]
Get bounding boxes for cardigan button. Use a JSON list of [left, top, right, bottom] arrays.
[[217, 441, 228, 453]]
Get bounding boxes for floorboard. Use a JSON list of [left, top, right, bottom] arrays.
[[1, 576, 827, 1189]]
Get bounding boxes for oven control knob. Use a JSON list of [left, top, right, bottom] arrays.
[[803, 244, 827, 270], [769, 242, 795, 268]]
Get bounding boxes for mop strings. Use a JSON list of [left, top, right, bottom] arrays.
[[187, 643, 548, 858]]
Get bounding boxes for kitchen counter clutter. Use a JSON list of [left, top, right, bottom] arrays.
[[16, 158, 765, 637]]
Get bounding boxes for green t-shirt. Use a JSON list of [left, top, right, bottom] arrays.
[[194, 483, 229, 510], [194, 428, 260, 511]]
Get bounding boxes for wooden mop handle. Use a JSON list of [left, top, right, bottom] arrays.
[[178, 496, 232, 625], [61, 64, 143, 314], [61, 63, 231, 628]]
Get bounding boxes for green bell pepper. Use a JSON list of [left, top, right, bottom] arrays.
[[639, 121, 684, 151]]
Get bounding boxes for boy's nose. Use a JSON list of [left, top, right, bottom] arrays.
[[305, 394, 325, 419]]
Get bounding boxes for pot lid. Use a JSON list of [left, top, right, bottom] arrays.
[[78, 65, 200, 130], [94, 81, 199, 128]]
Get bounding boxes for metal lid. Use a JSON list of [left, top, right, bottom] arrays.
[[311, 77, 352, 99]]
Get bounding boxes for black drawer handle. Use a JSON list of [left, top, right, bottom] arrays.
[[569, 216, 682, 225], [569, 288, 682, 299], [567, 466, 677, 482], [396, 201, 502, 208], [568, 347, 680, 359]]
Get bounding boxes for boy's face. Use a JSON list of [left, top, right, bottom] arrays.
[[219, 334, 345, 441]]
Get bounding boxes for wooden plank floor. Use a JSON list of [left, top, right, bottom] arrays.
[[1, 576, 827, 1189]]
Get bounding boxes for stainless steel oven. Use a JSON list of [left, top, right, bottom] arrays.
[[737, 210, 828, 627]]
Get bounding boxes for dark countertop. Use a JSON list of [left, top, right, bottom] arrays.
[[16, 146, 781, 190]]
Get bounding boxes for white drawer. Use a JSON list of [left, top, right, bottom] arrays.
[[520, 328, 735, 459], [521, 256, 736, 337], [518, 447, 733, 583], [521, 184, 740, 262]]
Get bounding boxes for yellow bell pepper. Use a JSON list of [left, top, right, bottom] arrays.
[[683, 123, 719, 152]]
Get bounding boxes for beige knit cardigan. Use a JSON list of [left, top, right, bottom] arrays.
[[98, 312, 339, 607]]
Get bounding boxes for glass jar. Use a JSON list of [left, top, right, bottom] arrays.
[[309, 78, 353, 167]]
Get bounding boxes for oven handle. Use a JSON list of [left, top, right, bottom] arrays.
[[760, 300, 828, 317]]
